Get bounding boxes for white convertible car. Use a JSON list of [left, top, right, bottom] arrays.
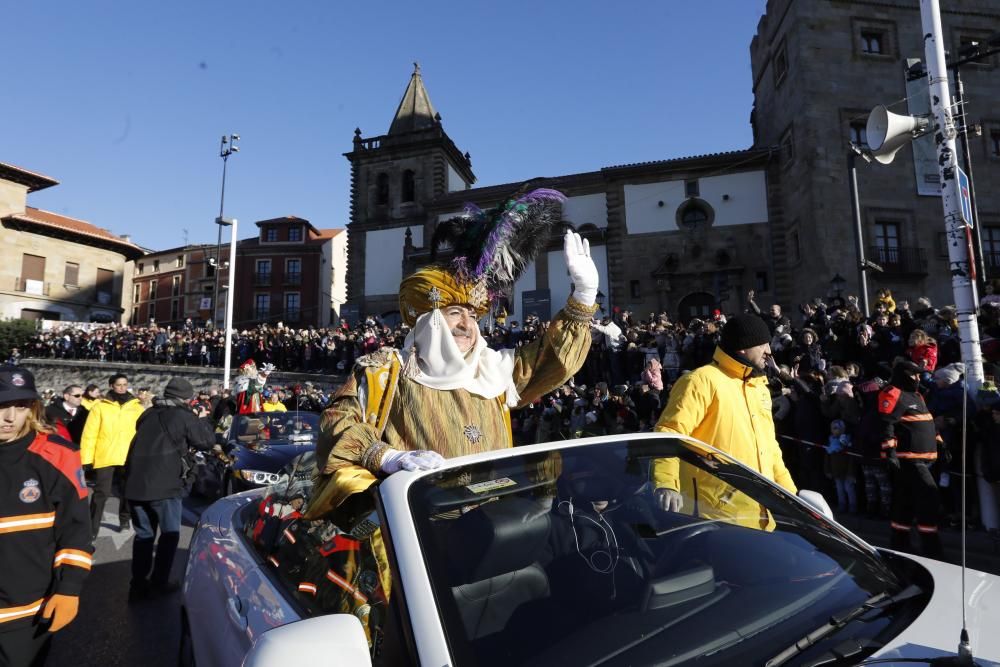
[[181, 433, 1000, 666]]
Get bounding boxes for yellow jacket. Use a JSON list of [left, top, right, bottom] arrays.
[[80, 395, 145, 468], [653, 347, 796, 527], [262, 402, 287, 412]]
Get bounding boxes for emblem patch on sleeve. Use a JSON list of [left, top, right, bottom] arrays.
[[19, 478, 41, 503]]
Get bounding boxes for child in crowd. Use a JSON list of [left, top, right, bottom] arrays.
[[825, 419, 858, 514]]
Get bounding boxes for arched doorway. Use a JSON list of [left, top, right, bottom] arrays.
[[677, 292, 716, 324]]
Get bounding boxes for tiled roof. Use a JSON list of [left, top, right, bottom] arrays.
[[0, 161, 59, 192], [4, 206, 144, 257], [255, 215, 320, 235], [313, 228, 345, 239], [603, 147, 773, 171]]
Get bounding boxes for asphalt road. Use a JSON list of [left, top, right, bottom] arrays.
[[52, 494, 1000, 666], [48, 495, 212, 667]]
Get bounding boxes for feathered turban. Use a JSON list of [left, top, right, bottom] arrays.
[[398, 184, 566, 326]]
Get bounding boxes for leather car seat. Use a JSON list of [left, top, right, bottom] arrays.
[[239, 418, 263, 443], [447, 497, 552, 640]]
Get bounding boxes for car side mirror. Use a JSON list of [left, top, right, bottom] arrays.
[[243, 614, 371, 667], [797, 489, 834, 521]]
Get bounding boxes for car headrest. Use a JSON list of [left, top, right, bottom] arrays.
[[447, 497, 551, 585]]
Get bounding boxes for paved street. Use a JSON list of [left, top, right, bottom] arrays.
[[48, 491, 1000, 666], [47, 496, 211, 667]]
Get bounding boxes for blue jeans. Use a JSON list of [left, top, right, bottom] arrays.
[[129, 497, 182, 588]]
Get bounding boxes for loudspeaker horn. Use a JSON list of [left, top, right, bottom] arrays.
[[866, 105, 931, 164]]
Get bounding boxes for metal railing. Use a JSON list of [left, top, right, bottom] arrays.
[[253, 272, 272, 287], [284, 272, 302, 286], [869, 246, 927, 275]]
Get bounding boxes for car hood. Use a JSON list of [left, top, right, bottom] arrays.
[[871, 551, 1000, 664], [233, 443, 314, 471]]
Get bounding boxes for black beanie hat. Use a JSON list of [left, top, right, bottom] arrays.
[[163, 378, 195, 401], [720, 314, 772, 353]]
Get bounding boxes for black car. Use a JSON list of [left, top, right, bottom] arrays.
[[193, 411, 320, 497]]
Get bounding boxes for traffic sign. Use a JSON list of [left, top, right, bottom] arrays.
[[958, 166, 973, 227]]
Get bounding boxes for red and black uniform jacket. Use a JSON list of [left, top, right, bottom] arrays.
[[0, 431, 92, 631], [877, 385, 941, 461]]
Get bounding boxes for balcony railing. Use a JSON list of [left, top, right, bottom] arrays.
[[253, 308, 270, 320], [869, 246, 927, 276], [14, 277, 50, 296], [253, 272, 272, 287], [284, 272, 302, 286]]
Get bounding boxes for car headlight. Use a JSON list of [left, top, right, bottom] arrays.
[[236, 469, 281, 485]]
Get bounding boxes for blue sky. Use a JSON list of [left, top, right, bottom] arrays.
[[3, 0, 768, 250]]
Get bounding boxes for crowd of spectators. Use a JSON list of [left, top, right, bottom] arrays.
[[14, 288, 1000, 535], [507, 289, 1000, 538], [14, 317, 411, 374]]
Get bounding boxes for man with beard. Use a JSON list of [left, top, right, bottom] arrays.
[[310, 187, 599, 517], [651, 314, 797, 528], [81, 373, 145, 538]]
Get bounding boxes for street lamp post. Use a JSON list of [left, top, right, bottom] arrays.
[[212, 134, 239, 329], [222, 218, 238, 390], [847, 145, 873, 317]]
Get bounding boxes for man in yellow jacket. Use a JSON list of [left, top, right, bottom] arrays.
[[652, 314, 796, 529], [81, 373, 145, 538]]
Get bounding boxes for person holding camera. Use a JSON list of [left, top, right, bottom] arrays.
[[122, 378, 215, 600]]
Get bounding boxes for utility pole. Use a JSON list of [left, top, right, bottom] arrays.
[[920, 0, 984, 392]]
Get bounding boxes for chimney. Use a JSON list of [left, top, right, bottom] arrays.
[[120, 234, 131, 243]]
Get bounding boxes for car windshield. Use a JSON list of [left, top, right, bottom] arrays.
[[233, 412, 320, 444], [407, 437, 929, 667]]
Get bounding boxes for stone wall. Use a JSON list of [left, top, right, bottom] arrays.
[[19, 357, 346, 397]]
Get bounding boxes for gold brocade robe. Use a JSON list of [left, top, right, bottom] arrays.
[[311, 303, 595, 513]]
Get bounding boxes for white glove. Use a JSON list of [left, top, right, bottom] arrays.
[[380, 448, 446, 474], [654, 488, 684, 512], [564, 230, 599, 306]]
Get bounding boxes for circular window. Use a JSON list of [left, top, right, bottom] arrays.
[[676, 199, 715, 232]]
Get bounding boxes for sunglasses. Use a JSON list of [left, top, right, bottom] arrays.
[[70, 394, 83, 398]]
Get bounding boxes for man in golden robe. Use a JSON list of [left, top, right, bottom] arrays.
[[310, 188, 600, 516]]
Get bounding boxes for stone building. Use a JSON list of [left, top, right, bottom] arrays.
[[750, 0, 1000, 311], [0, 161, 143, 323], [345, 2, 1000, 323], [345, 67, 776, 323], [343, 64, 476, 322]]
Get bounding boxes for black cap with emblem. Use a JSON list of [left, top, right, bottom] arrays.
[[0, 367, 41, 404]]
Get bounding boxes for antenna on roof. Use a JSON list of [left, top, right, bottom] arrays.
[[182, 228, 189, 245]]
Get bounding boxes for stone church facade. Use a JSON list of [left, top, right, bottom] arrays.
[[345, 1, 1000, 323]]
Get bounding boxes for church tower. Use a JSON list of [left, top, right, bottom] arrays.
[[343, 64, 476, 321]]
